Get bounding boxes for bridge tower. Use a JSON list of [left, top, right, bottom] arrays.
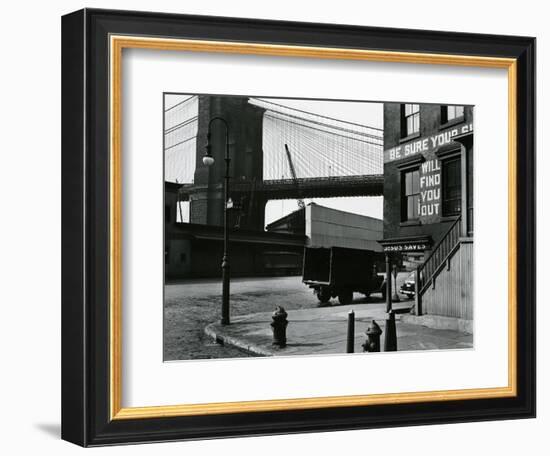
[[190, 95, 267, 230]]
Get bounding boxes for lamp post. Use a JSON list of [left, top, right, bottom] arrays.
[[202, 117, 231, 325]]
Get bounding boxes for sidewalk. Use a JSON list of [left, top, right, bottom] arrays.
[[204, 302, 473, 357]]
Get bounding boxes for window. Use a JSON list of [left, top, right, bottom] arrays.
[[402, 104, 420, 137], [441, 105, 464, 124], [442, 157, 462, 216], [402, 168, 420, 221], [176, 201, 190, 223]]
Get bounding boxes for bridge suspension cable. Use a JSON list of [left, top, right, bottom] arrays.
[[250, 98, 383, 135], [163, 96, 383, 185], [164, 95, 198, 183], [249, 98, 383, 181]]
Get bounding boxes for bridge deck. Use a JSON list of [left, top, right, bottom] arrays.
[[177, 174, 384, 201]]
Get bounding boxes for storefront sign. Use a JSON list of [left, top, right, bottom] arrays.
[[382, 242, 428, 252], [384, 122, 473, 163]]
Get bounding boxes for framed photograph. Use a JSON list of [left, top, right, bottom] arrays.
[[61, 8, 536, 446]]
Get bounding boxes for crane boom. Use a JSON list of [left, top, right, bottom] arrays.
[[284, 144, 305, 209]]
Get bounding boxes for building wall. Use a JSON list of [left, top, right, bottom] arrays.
[[305, 203, 383, 251], [166, 180, 306, 279], [422, 240, 473, 320], [165, 228, 306, 280], [382, 103, 474, 321], [383, 104, 474, 246], [166, 239, 192, 277], [166, 179, 305, 279], [265, 207, 305, 234], [165, 183, 192, 278], [187, 238, 303, 279]]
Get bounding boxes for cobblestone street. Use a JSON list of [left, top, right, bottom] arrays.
[[164, 274, 410, 361]]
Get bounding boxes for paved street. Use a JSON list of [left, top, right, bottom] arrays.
[[164, 274, 412, 361]]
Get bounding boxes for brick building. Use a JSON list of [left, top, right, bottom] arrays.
[[379, 103, 474, 326]]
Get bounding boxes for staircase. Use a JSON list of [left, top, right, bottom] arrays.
[[416, 216, 473, 320]]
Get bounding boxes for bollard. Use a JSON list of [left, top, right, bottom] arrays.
[[384, 309, 397, 352], [271, 306, 288, 348], [346, 310, 355, 353], [362, 319, 382, 352]]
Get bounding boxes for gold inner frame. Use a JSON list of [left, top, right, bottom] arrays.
[[109, 35, 518, 420]]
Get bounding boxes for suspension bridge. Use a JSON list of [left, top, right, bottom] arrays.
[[164, 95, 383, 230]]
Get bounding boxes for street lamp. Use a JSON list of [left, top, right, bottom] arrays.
[[202, 117, 231, 325]]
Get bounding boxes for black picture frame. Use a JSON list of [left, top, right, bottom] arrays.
[[62, 8, 536, 447]]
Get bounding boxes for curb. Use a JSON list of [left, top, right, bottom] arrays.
[[204, 322, 272, 356]]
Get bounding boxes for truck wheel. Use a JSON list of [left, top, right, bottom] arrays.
[[338, 290, 353, 305], [316, 287, 331, 305]]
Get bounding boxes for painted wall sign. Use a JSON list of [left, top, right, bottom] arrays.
[[384, 122, 473, 163], [418, 159, 441, 219]]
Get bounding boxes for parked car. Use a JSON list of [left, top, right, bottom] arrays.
[[399, 272, 416, 299]]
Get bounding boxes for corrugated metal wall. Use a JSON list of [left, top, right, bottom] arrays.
[[422, 240, 473, 320]]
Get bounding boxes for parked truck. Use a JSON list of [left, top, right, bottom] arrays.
[[302, 246, 386, 305]]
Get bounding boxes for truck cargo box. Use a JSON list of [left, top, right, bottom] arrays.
[[302, 246, 385, 304]]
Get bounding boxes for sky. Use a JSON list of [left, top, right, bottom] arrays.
[[258, 97, 383, 129], [165, 93, 190, 110], [165, 94, 384, 225], [165, 94, 384, 129]]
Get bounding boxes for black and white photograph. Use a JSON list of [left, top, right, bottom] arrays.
[[0, 0, 542, 452], [163, 94, 474, 361]]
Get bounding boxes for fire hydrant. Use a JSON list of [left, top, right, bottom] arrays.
[[362, 319, 382, 352], [271, 306, 288, 348]]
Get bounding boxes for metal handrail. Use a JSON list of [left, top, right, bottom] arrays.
[[418, 216, 461, 293]]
